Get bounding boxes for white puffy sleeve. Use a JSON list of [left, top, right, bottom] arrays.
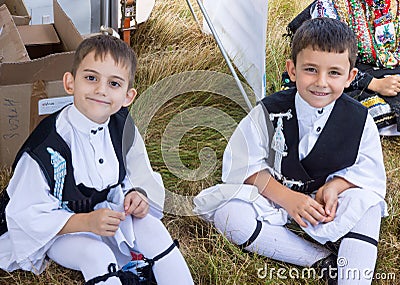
[[124, 126, 165, 219], [4, 152, 74, 273], [222, 104, 274, 183]]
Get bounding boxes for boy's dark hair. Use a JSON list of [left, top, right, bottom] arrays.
[[291, 17, 358, 70], [72, 34, 137, 87]]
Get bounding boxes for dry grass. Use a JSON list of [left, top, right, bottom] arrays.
[[1, 0, 399, 284]]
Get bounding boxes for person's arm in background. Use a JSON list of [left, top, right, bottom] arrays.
[[350, 69, 400, 97], [367, 75, 400, 96]]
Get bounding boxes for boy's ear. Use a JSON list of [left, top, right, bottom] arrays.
[[286, 59, 296, 82], [123, 88, 137, 107], [63, 72, 75, 95], [345, 68, 358, 88]]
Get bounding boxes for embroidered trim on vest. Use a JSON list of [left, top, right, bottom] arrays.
[[47, 147, 70, 211], [269, 110, 292, 177]]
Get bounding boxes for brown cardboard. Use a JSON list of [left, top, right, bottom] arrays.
[[17, 25, 60, 46], [17, 24, 63, 59], [0, 0, 30, 25], [30, 80, 48, 133], [0, 5, 30, 63], [0, 0, 83, 166]]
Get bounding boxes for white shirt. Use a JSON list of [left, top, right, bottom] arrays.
[[0, 105, 165, 273]]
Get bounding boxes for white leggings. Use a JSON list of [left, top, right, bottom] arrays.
[[47, 214, 193, 285], [214, 199, 382, 285], [337, 204, 382, 285], [214, 199, 330, 266]]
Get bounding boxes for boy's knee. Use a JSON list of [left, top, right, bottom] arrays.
[[214, 200, 258, 245], [133, 214, 174, 251], [133, 214, 167, 234], [78, 239, 116, 264], [214, 200, 254, 227]]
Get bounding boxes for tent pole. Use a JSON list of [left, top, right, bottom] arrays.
[[101, 0, 110, 27], [110, 0, 119, 32], [194, 0, 253, 110]]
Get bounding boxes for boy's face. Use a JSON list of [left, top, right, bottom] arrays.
[[63, 51, 136, 124], [286, 47, 357, 109]]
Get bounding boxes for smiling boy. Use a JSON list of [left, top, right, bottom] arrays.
[[0, 35, 193, 285], [195, 18, 387, 285]]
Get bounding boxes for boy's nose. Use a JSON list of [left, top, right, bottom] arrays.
[[316, 74, 328, 87], [95, 82, 107, 95]]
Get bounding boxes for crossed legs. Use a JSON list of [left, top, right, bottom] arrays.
[[47, 214, 193, 285]]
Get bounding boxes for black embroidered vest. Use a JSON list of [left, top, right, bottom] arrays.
[[0, 107, 135, 235], [260, 88, 368, 194]]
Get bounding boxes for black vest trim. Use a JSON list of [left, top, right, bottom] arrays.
[[260, 89, 368, 193], [0, 191, 9, 235], [0, 107, 135, 236]]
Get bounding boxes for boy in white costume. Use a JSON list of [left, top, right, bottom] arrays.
[[194, 18, 387, 285], [0, 35, 193, 285]]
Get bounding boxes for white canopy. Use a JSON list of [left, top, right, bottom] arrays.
[[203, 0, 268, 101]]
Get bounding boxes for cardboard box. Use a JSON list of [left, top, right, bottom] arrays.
[[0, 0, 83, 166], [0, 0, 31, 25], [17, 24, 63, 59], [0, 4, 30, 63]]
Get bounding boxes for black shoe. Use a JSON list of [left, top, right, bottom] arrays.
[[325, 240, 341, 254], [312, 253, 337, 285]]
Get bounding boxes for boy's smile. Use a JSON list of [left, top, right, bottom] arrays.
[[286, 47, 357, 109], [63, 51, 136, 124]]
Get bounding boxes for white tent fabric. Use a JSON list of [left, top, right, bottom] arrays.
[[203, 0, 268, 101]]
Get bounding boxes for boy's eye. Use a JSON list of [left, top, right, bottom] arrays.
[[305, 67, 317, 73], [110, 81, 121, 88], [329, 70, 341, 76], [85, 75, 96, 81]]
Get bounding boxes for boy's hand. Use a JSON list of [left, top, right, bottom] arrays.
[[281, 190, 326, 228], [315, 185, 338, 223], [245, 171, 325, 228], [87, 208, 125, 236], [315, 177, 355, 223], [124, 191, 149, 218]]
